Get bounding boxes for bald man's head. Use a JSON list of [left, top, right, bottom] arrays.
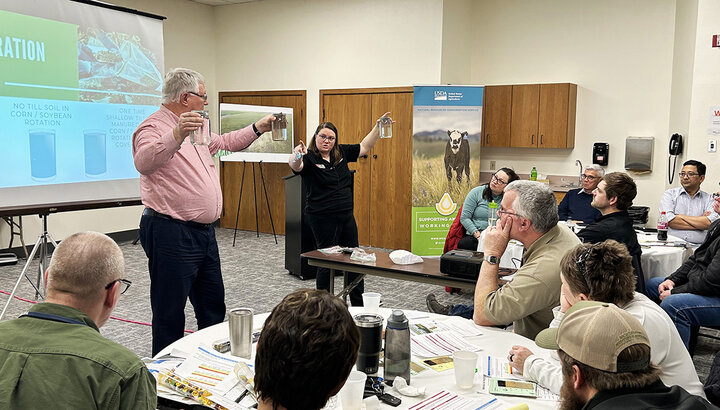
[[46, 232, 124, 302]]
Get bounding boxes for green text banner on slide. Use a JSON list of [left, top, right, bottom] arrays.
[[0, 0, 164, 209], [412, 86, 483, 256]]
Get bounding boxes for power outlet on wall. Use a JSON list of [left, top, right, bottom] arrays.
[[490, 160, 496, 170], [709, 140, 717, 153]]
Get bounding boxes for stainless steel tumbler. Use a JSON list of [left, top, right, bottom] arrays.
[[229, 308, 253, 359]]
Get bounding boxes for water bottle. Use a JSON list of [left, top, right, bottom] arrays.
[[384, 310, 410, 385], [657, 211, 668, 241], [530, 167, 537, 181], [379, 116, 392, 138], [488, 201, 498, 227], [271, 112, 287, 141]]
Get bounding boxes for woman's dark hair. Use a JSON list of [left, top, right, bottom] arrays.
[[254, 289, 360, 410], [308, 122, 342, 166], [482, 167, 519, 202]]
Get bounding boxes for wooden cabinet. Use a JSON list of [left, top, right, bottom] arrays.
[[510, 83, 577, 148], [320, 87, 413, 250], [481, 85, 512, 147]]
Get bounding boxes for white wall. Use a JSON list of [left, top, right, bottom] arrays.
[[686, 0, 720, 190], [212, 0, 444, 137], [467, 0, 683, 224]]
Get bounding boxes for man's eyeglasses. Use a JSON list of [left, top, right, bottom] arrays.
[[492, 173, 508, 185], [105, 278, 132, 295], [316, 134, 336, 142], [713, 192, 720, 199], [581, 174, 598, 181], [187, 91, 208, 102], [679, 172, 699, 178], [497, 207, 522, 219]]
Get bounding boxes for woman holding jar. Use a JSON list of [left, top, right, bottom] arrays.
[[289, 113, 391, 306], [457, 167, 519, 250]]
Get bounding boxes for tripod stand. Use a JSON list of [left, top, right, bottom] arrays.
[[232, 160, 278, 246], [0, 213, 57, 320]]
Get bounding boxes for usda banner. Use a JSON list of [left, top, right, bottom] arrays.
[[411, 86, 484, 256]]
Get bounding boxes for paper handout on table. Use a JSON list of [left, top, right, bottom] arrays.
[[408, 389, 503, 410], [410, 317, 484, 337], [411, 331, 482, 358], [481, 356, 559, 402]]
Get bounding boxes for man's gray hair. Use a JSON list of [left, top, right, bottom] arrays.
[[162, 68, 205, 104], [505, 180, 558, 234], [585, 164, 605, 177]]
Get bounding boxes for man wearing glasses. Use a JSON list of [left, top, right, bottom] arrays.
[[473, 180, 581, 339], [660, 159, 718, 244], [133, 68, 274, 355], [557, 164, 604, 224], [647, 186, 720, 350], [0, 232, 156, 409]]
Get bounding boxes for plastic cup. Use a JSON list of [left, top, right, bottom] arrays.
[[339, 370, 367, 410], [83, 130, 107, 176], [453, 350, 478, 389], [362, 292, 381, 313], [29, 129, 56, 180]]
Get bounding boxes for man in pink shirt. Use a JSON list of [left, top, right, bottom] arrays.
[[132, 68, 273, 355]]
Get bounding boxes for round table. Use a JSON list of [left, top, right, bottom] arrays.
[[156, 308, 557, 409]]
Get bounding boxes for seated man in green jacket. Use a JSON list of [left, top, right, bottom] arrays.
[[0, 231, 157, 409]]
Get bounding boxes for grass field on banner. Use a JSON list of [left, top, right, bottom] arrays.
[[412, 151, 481, 208]]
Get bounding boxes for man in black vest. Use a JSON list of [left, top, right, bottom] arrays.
[[576, 172, 645, 293]]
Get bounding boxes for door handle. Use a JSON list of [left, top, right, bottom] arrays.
[[373, 154, 378, 159], [361, 155, 368, 159], [531, 134, 535, 145], [540, 134, 544, 145], [485, 133, 489, 144]]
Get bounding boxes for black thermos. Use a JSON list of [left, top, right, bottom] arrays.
[[353, 313, 384, 374]]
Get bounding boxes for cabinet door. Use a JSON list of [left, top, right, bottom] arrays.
[[369, 92, 413, 250], [481, 85, 512, 147], [321, 93, 373, 245], [538, 83, 576, 148], [510, 84, 540, 147]]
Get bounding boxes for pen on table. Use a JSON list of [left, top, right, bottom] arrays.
[[235, 389, 248, 403]]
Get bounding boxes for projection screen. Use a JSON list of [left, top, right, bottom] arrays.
[[0, 0, 164, 209]]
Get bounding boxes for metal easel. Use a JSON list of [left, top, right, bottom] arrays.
[[0, 213, 57, 320], [232, 160, 278, 246]]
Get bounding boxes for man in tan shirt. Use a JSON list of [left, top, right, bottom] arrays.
[[473, 180, 580, 339]]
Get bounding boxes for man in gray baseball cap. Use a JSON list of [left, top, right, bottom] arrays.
[[535, 301, 714, 409]]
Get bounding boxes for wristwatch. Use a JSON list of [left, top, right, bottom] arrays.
[[484, 255, 500, 265]]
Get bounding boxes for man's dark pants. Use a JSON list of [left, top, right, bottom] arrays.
[[140, 214, 226, 355]]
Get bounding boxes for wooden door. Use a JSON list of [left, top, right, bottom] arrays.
[[510, 84, 540, 148], [369, 92, 413, 250], [481, 85, 512, 147], [217, 91, 306, 234], [538, 83, 576, 148], [321, 93, 373, 245]]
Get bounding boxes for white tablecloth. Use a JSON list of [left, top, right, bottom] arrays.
[[637, 232, 692, 279], [156, 308, 557, 409]]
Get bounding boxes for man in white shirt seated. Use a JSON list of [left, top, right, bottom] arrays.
[[506, 240, 705, 398], [660, 160, 718, 244]]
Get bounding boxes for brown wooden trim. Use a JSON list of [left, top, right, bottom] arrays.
[[319, 86, 413, 96], [218, 90, 307, 98]]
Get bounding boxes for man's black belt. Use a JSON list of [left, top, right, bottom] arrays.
[[143, 208, 213, 229]]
